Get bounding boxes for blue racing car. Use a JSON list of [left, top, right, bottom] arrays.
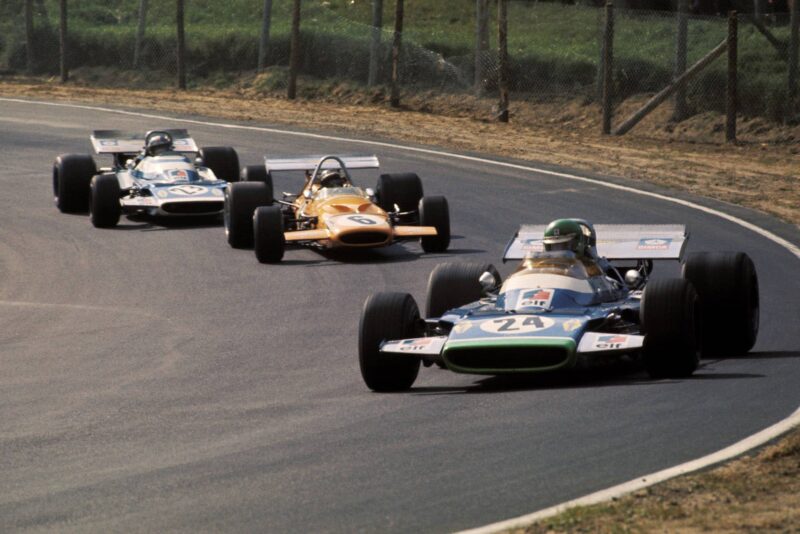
[[52, 129, 240, 227], [358, 219, 760, 391]]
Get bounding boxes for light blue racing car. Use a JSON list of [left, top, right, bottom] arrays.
[[358, 219, 760, 391], [52, 129, 240, 227]]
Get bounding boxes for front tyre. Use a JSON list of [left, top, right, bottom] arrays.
[[53, 154, 96, 213], [425, 262, 501, 318], [253, 206, 285, 263], [682, 251, 759, 356], [419, 195, 450, 253], [199, 146, 240, 182], [224, 182, 272, 248], [641, 278, 700, 379], [89, 174, 121, 228], [359, 292, 422, 392]]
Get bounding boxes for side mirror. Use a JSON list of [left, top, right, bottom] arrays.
[[303, 190, 312, 199], [365, 187, 375, 198], [195, 156, 204, 166], [125, 159, 135, 169], [624, 269, 643, 289], [479, 271, 499, 296]]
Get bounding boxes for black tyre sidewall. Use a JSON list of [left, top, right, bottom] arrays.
[[641, 278, 699, 378], [89, 174, 121, 228], [425, 262, 500, 318], [54, 154, 96, 213], [253, 206, 285, 263], [200, 146, 240, 183], [358, 292, 422, 391], [419, 195, 450, 253], [224, 182, 272, 248], [376, 173, 423, 213]]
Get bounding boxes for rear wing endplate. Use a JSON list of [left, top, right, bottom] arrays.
[[264, 154, 380, 173], [90, 129, 199, 154], [503, 224, 688, 262]]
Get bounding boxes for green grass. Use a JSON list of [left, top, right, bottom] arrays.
[[0, 0, 794, 120]]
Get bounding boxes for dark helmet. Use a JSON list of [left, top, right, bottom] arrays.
[[542, 218, 589, 256], [145, 131, 174, 156], [319, 169, 346, 188]]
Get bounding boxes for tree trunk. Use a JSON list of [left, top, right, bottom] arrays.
[[368, 0, 383, 86], [390, 0, 404, 108], [288, 0, 301, 99], [673, 0, 688, 121], [497, 0, 509, 122], [258, 0, 273, 72], [25, 0, 34, 73], [474, 0, 489, 95], [59, 0, 67, 82], [134, 0, 148, 69], [176, 0, 186, 90]]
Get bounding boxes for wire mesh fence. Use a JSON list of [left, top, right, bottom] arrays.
[[0, 0, 797, 129]]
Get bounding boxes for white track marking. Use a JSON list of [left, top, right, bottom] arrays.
[[3, 97, 799, 530], [457, 407, 800, 534]]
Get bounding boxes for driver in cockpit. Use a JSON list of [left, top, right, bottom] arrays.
[[542, 218, 623, 284]]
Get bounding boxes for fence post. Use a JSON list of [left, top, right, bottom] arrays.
[[133, 0, 147, 69], [602, 1, 614, 135], [59, 0, 67, 82], [673, 0, 688, 121], [475, 0, 489, 96], [288, 0, 301, 100], [497, 0, 509, 122], [176, 0, 186, 90], [258, 0, 273, 72], [790, 0, 799, 104], [390, 0, 404, 108], [25, 0, 34, 73], [368, 0, 382, 86], [726, 11, 737, 143]]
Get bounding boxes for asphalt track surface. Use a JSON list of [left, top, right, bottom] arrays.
[[1, 99, 799, 533]]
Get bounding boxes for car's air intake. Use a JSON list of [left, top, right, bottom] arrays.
[[161, 201, 223, 214], [444, 346, 570, 373], [339, 232, 390, 246]]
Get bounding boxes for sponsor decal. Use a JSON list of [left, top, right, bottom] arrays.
[[168, 185, 207, 196], [594, 334, 629, 350], [99, 139, 119, 146], [637, 238, 671, 251], [453, 322, 472, 334], [563, 318, 582, 332], [517, 288, 554, 309], [397, 338, 434, 352], [480, 315, 555, 334], [170, 169, 189, 179]]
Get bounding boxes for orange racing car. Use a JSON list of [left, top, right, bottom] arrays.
[[224, 154, 450, 262]]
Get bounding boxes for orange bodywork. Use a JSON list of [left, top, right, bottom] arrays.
[[285, 186, 436, 248]]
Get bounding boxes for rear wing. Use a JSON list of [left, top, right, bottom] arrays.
[[90, 129, 199, 154], [503, 224, 688, 262], [264, 154, 380, 173]]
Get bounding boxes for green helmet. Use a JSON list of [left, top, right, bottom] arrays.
[[542, 219, 589, 256]]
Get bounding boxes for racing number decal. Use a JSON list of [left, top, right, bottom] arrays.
[[347, 215, 378, 225], [480, 316, 555, 334]]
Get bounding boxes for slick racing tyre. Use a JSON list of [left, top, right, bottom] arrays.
[[359, 292, 422, 392], [682, 251, 759, 356], [89, 174, 121, 228], [641, 278, 700, 379], [53, 154, 96, 213], [425, 262, 501, 318], [240, 165, 275, 196], [253, 206, 285, 263], [199, 146, 240, 183], [419, 195, 450, 253], [375, 173, 423, 213], [224, 182, 272, 248]]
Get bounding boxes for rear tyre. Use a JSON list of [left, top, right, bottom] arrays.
[[199, 146, 240, 182], [253, 206, 285, 263], [376, 173, 423, 213], [641, 278, 699, 379], [224, 182, 272, 248], [419, 195, 450, 253], [89, 174, 121, 228], [682, 251, 759, 356], [425, 262, 501, 318], [53, 154, 96, 213], [240, 165, 274, 194], [359, 292, 422, 392]]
